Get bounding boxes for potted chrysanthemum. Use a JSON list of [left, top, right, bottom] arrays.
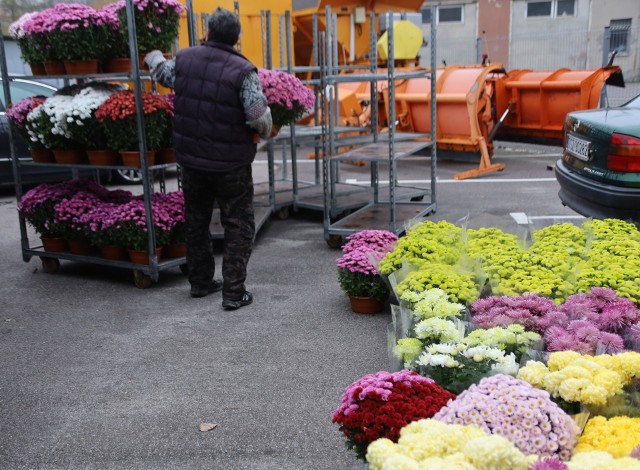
[[257, 69, 316, 136], [119, 0, 185, 57], [332, 370, 456, 460], [106, 198, 178, 264], [336, 230, 398, 314], [151, 191, 185, 258], [53, 82, 128, 165], [98, 2, 132, 72], [18, 182, 78, 251], [44, 3, 111, 74], [18, 9, 60, 73], [6, 96, 52, 162], [95, 90, 173, 166], [53, 191, 104, 254], [8, 12, 47, 74]]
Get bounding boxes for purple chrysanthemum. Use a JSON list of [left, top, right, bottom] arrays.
[[528, 457, 570, 470]]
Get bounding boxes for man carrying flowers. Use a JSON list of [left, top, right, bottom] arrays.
[[144, 7, 273, 309]]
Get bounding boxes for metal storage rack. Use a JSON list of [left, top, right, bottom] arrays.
[[321, 7, 438, 243], [0, 0, 186, 288], [251, 8, 374, 219]]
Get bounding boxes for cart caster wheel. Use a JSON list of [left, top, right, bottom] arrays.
[[133, 269, 152, 289], [326, 235, 343, 249], [275, 206, 290, 220], [179, 263, 189, 275], [40, 257, 60, 273]]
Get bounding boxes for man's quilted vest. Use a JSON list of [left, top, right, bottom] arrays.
[[173, 41, 257, 172]]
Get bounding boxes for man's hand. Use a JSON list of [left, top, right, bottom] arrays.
[[270, 125, 281, 138], [144, 50, 165, 71]]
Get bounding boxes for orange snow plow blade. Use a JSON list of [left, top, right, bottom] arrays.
[[492, 66, 623, 145]]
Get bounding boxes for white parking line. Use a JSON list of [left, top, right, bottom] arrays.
[[510, 212, 585, 225], [343, 178, 558, 184]]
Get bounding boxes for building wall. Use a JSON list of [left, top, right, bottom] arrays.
[[477, 0, 510, 65], [417, 0, 637, 82], [419, 1, 479, 66], [587, 0, 640, 81], [509, 0, 590, 70]]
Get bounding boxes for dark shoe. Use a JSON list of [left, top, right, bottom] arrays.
[[222, 291, 253, 310], [190, 279, 223, 298]]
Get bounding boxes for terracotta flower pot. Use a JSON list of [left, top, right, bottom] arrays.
[[29, 62, 47, 76], [103, 58, 132, 74], [128, 247, 163, 265], [100, 245, 128, 261], [41, 236, 68, 253], [163, 242, 186, 259], [43, 61, 65, 75], [120, 150, 156, 168], [349, 295, 387, 314], [68, 239, 94, 255], [53, 149, 86, 164], [87, 149, 120, 166], [29, 148, 55, 163], [63, 60, 99, 75]]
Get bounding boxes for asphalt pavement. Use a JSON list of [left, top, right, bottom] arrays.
[[0, 141, 580, 469]]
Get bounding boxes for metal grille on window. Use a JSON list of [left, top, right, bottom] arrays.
[[610, 18, 631, 53]]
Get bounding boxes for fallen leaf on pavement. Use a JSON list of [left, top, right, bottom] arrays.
[[199, 422, 217, 432]]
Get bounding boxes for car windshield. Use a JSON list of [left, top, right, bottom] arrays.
[[624, 94, 640, 108], [0, 80, 56, 111]]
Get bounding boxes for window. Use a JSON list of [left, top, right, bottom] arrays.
[[420, 8, 432, 24], [557, 0, 575, 16], [438, 6, 463, 23], [526, 0, 575, 18], [527, 1, 551, 17], [610, 19, 632, 53]]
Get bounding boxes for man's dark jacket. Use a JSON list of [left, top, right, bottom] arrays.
[[173, 40, 257, 172]]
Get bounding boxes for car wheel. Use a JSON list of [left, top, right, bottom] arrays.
[[112, 168, 143, 185]]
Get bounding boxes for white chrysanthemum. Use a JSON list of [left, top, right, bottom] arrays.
[[414, 318, 463, 343], [416, 352, 459, 368], [463, 345, 505, 362], [426, 343, 459, 355], [492, 353, 519, 376]]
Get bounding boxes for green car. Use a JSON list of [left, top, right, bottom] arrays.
[[555, 93, 640, 222]]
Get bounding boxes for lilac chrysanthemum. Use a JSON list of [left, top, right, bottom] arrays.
[[597, 332, 625, 354], [435, 374, 578, 459], [630, 445, 640, 459], [567, 320, 601, 344], [528, 457, 570, 470], [470, 293, 556, 331]]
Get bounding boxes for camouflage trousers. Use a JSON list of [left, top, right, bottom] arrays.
[[182, 165, 255, 300]]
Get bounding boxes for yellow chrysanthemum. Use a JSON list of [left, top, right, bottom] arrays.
[[417, 454, 476, 470], [592, 369, 625, 394], [462, 435, 531, 470], [568, 450, 640, 470], [366, 419, 530, 470], [547, 351, 582, 371], [517, 361, 549, 387], [558, 377, 592, 402], [575, 416, 640, 458], [366, 438, 399, 470], [379, 453, 420, 469], [579, 385, 610, 406]]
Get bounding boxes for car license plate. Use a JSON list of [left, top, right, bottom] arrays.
[[566, 133, 591, 161]]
